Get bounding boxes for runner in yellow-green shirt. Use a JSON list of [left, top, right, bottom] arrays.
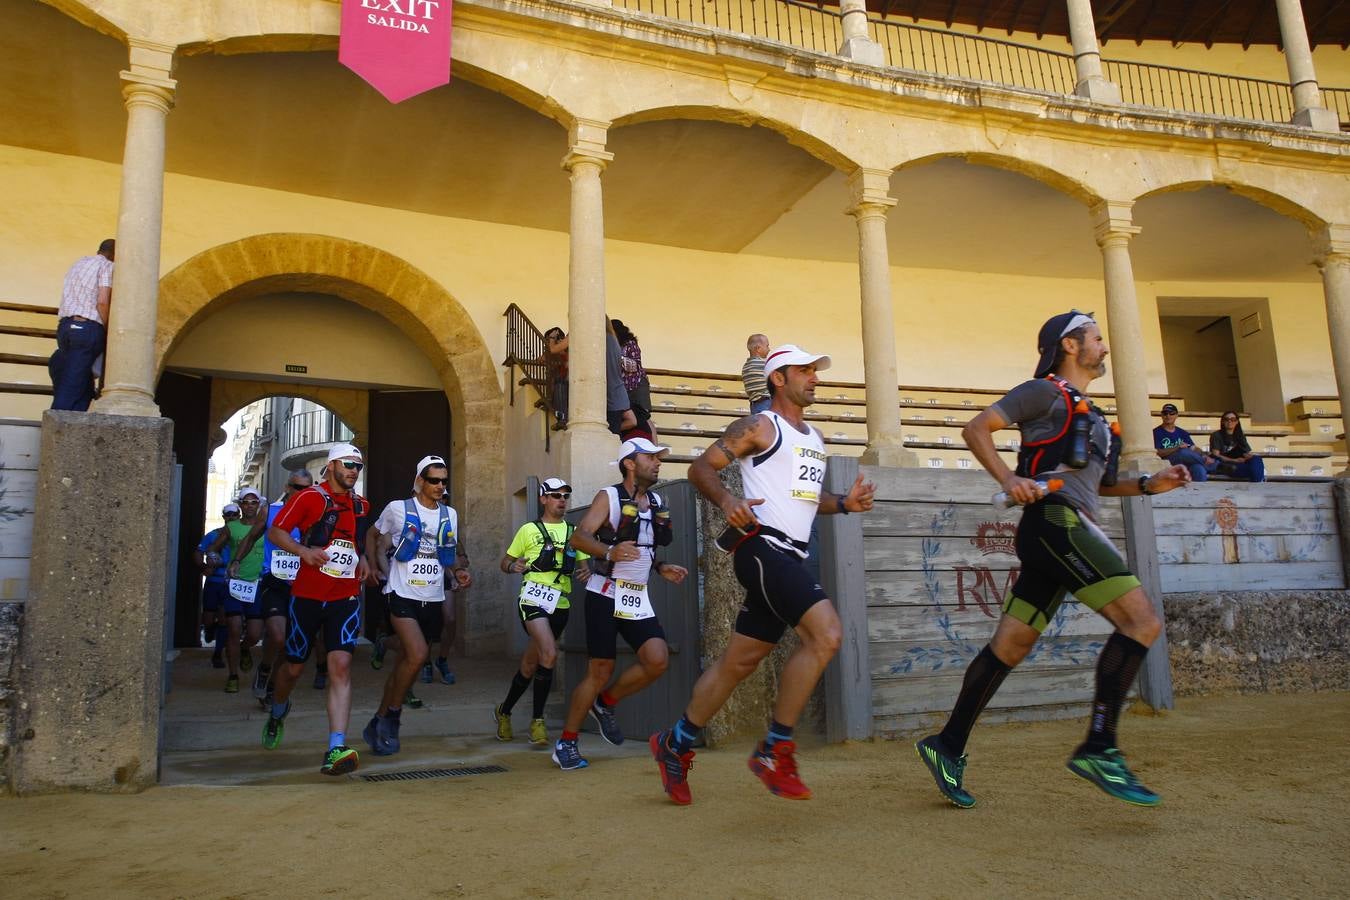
[[493, 477, 590, 747]]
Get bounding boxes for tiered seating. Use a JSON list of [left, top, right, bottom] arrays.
[[644, 368, 1344, 481], [0, 301, 56, 420]]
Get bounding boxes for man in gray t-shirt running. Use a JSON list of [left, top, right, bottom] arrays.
[[915, 310, 1189, 811]]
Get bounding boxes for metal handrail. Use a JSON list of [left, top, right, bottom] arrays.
[[607, 0, 1346, 127], [283, 409, 353, 452]]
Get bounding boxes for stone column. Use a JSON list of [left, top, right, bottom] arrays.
[[848, 168, 913, 468], [1275, 0, 1340, 132], [92, 40, 177, 418], [1064, 0, 1121, 103], [561, 119, 617, 499], [1091, 200, 1155, 473], [1316, 225, 1350, 471], [837, 0, 885, 67]]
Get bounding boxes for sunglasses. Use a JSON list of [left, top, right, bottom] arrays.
[[339, 460, 363, 472], [422, 476, 448, 485], [1222, 415, 1238, 421], [287, 483, 308, 490], [543, 491, 571, 500]]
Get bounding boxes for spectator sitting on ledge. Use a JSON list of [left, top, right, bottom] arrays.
[[1208, 411, 1266, 482], [1153, 403, 1217, 482]]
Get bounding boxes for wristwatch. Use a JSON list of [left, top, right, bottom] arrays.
[[1137, 474, 1152, 496]]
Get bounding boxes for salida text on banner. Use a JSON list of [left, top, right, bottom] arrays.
[[340, 0, 452, 104]]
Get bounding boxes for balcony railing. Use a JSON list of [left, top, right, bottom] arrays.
[[608, 0, 1347, 129], [284, 409, 353, 454]]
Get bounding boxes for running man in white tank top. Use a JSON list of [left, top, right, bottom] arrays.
[[649, 344, 876, 806]]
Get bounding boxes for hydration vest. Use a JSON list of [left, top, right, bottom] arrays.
[[1015, 374, 1111, 479], [592, 482, 673, 576], [301, 485, 371, 549], [527, 521, 576, 578], [391, 498, 458, 567]]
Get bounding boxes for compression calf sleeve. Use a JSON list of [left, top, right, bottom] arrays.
[[501, 670, 531, 715], [938, 644, 1012, 757], [532, 666, 554, 720], [1082, 632, 1148, 753]]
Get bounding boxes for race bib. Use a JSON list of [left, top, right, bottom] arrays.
[[406, 555, 443, 588], [609, 577, 653, 621], [791, 445, 826, 502], [520, 579, 562, 614], [270, 550, 301, 582], [319, 539, 358, 579], [228, 578, 258, 604]]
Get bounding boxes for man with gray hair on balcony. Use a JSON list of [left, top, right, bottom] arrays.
[[742, 333, 770, 415]]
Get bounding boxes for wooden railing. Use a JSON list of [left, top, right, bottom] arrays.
[[502, 302, 559, 451]]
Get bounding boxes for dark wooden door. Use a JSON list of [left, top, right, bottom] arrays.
[[154, 370, 212, 648]]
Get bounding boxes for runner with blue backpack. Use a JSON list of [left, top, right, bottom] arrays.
[[361, 454, 469, 756]]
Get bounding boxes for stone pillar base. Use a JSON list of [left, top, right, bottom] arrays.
[[1292, 106, 1341, 133], [1075, 77, 1122, 104], [839, 37, 885, 67], [859, 442, 917, 468], [1121, 450, 1166, 476], [562, 422, 620, 501], [12, 411, 173, 794]]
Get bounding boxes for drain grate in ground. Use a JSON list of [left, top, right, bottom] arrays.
[[357, 764, 508, 783]]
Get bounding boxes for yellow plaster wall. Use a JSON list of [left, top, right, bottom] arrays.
[[1, 142, 1338, 415]]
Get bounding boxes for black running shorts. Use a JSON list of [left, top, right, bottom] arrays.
[[518, 602, 570, 639], [732, 536, 828, 644], [257, 574, 292, 620], [584, 589, 665, 659], [388, 593, 444, 644], [1004, 497, 1141, 633], [284, 594, 361, 663]]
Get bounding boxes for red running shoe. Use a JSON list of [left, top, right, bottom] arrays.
[[650, 731, 695, 806], [748, 740, 812, 800]]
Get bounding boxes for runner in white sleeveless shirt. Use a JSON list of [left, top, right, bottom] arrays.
[[555, 437, 689, 771], [650, 344, 875, 805]]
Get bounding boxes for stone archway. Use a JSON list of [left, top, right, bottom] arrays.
[[155, 233, 507, 651]]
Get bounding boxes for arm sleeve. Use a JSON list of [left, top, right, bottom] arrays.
[[988, 380, 1059, 426], [273, 490, 321, 534]]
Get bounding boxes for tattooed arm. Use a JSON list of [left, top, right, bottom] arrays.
[[689, 414, 773, 528]]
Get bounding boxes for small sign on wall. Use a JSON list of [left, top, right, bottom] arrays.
[[340, 0, 453, 103], [285, 364, 308, 374]]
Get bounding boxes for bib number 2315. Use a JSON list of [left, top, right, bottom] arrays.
[[320, 539, 358, 579], [610, 578, 653, 621], [228, 578, 258, 604]]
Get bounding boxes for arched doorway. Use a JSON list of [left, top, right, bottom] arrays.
[[154, 234, 506, 659]]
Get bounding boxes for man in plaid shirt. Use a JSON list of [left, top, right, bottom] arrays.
[[49, 238, 114, 411]]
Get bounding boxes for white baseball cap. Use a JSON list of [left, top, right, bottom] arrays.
[[222, 502, 241, 516], [237, 488, 262, 502], [540, 477, 571, 494], [415, 455, 447, 478], [327, 442, 363, 463], [612, 437, 669, 465], [763, 344, 832, 377]]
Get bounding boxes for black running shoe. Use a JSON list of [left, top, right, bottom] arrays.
[[915, 735, 975, 809], [589, 700, 624, 746]]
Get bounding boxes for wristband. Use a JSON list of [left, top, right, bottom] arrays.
[[837, 495, 849, 515], [1137, 475, 1152, 496], [604, 547, 612, 561]]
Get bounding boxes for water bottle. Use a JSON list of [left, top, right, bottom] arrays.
[[992, 478, 1064, 510], [1065, 399, 1091, 469], [1101, 422, 1122, 487]]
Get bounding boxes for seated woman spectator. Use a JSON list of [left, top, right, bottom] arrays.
[[1208, 411, 1266, 482]]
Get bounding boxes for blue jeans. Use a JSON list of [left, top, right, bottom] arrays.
[[1220, 456, 1266, 482], [750, 396, 771, 415], [1167, 447, 1217, 483], [49, 317, 104, 412]]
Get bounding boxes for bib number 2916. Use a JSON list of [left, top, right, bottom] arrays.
[[521, 580, 562, 614]]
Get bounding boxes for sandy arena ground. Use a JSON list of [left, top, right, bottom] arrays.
[[3, 692, 1347, 898]]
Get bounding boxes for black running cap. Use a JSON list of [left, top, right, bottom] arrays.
[[1034, 311, 1096, 379]]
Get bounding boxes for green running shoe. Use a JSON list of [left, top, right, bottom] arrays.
[[493, 704, 513, 742], [261, 700, 290, 750], [370, 637, 386, 670], [321, 745, 360, 776], [404, 689, 424, 710], [915, 735, 975, 809], [1067, 748, 1160, 807]]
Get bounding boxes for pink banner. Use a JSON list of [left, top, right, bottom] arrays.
[[340, 0, 452, 104]]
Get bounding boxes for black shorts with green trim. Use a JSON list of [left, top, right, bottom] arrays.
[[1003, 497, 1140, 633], [517, 601, 570, 638]]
